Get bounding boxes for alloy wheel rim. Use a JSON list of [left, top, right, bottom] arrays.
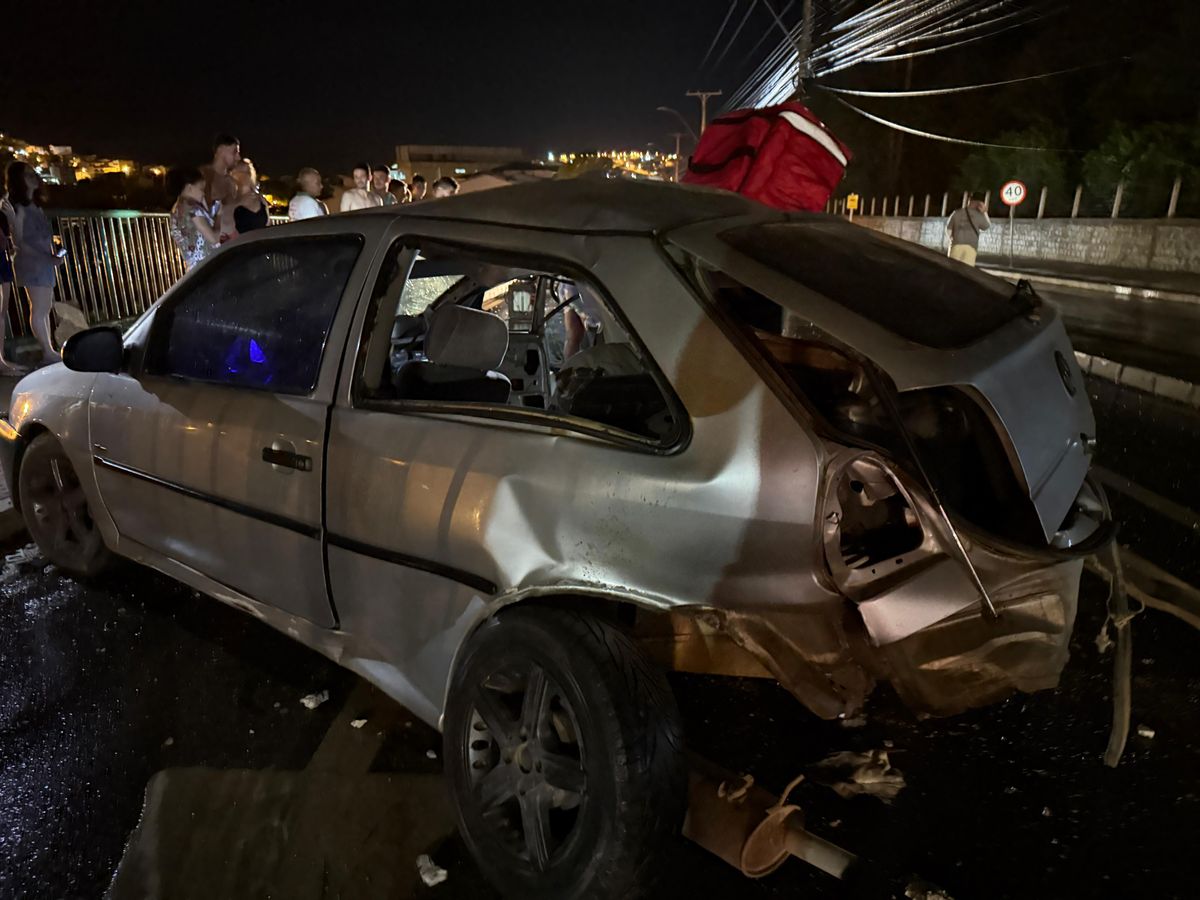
[[27, 454, 99, 564], [465, 662, 588, 871]]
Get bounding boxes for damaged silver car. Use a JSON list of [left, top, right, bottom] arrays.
[[0, 179, 1109, 898]]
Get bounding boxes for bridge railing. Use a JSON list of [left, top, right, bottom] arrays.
[[2, 209, 288, 339]]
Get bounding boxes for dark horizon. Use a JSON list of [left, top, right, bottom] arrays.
[[2, 0, 1195, 188]]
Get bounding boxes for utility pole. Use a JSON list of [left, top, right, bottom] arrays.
[[686, 90, 722, 134], [669, 132, 685, 182], [796, 0, 814, 96]]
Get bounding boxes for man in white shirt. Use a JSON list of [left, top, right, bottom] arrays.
[[340, 162, 383, 212], [288, 168, 328, 221]]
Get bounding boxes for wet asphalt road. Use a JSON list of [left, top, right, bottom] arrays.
[[2, 539, 1198, 900], [1045, 288, 1200, 384], [2, 362, 1199, 897]]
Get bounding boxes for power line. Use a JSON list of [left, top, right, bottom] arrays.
[[829, 94, 1076, 150], [819, 58, 1124, 97], [713, 0, 762, 70], [698, 2, 742, 72]]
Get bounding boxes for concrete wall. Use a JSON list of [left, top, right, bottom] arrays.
[[851, 216, 1200, 274]]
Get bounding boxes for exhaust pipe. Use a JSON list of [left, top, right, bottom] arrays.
[[683, 757, 857, 880]]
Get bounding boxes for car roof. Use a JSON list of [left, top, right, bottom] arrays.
[[351, 177, 774, 235]]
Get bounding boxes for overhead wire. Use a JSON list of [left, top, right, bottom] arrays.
[[829, 94, 1076, 150], [713, 0, 762, 70], [819, 58, 1122, 97], [697, 2, 742, 73]]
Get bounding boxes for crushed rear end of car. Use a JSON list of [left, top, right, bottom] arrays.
[[664, 213, 1112, 719]]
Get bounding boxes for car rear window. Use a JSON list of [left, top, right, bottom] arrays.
[[720, 221, 1032, 349]]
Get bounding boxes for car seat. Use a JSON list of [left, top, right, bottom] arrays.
[[393, 305, 511, 403]]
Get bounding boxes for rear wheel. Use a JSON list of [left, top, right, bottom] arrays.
[[444, 607, 686, 900], [18, 434, 112, 577]]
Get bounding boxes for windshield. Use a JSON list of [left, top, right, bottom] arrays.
[[720, 220, 1033, 349]]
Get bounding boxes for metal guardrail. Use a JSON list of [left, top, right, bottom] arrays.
[[2, 209, 289, 340]]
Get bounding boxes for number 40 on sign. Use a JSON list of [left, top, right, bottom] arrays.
[[1001, 180, 1027, 206]]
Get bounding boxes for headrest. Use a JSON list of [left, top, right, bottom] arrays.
[[425, 305, 509, 370]]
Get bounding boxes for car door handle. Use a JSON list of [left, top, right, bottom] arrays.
[[262, 444, 313, 472]]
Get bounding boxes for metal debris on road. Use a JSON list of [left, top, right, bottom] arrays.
[[416, 853, 448, 887], [1137, 724, 1156, 739], [299, 690, 330, 710], [811, 749, 905, 803], [350, 718, 367, 729]]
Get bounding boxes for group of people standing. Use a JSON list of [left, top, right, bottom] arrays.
[[170, 134, 464, 270], [169, 133, 270, 271], [288, 161, 458, 221]]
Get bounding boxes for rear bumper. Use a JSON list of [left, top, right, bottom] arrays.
[[879, 556, 1082, 716]]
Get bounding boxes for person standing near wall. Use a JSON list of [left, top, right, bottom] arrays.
[[945, 191, 990, 266], [5, 162, 64, 365]]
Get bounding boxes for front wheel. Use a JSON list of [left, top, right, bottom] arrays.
[[444, 607, 686, 900], [18, 433, 112, 577]]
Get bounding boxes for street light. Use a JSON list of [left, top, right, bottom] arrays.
[[656, 107, 698, 143]]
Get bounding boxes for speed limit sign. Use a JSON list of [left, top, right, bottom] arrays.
[[1001, 180, 1027, 206]]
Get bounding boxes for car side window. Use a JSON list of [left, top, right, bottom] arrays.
[[145, 236, 362, 395], [356, 239, 680, 444]]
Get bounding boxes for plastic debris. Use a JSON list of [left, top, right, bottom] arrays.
[[416, 854, 448, 887], [1136, 724, 1156, 739], [2, 543, 43, 581], [426, 749, 438, 760], [300, 690, 330, 710], [351, 718, 368, 729], [811, 750, 905, 804]]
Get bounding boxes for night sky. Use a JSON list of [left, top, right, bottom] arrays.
[[2, 2, 756, 176], [2, 0, 1194, 182]]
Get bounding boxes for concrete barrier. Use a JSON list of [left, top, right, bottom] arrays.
[[852, 216, 1200, 275]]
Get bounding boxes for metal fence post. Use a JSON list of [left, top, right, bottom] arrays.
[[907, 195, 914, 216], [1037, 186, 1047, 219], [1071, 185, 1082, 218], [895, 195, 901, 217], [870, 196, 876, 216], [941, 192, 948, 216], [961, 190, 968, 209], [1167, 174, 1182, 218], [882, 196, 889, 217], [1111, 181, 1124, 219], [923, 194, 931, 217]]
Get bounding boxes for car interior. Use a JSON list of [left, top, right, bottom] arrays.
[[359, 242, 677, 441]]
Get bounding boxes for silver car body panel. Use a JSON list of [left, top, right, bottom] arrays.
[[667, 221, 1096, 541], [0, 180, 1098, 730]]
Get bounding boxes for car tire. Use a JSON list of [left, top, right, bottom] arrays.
[[18, 433, 112, 578], [444, 606, 686, 900]]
